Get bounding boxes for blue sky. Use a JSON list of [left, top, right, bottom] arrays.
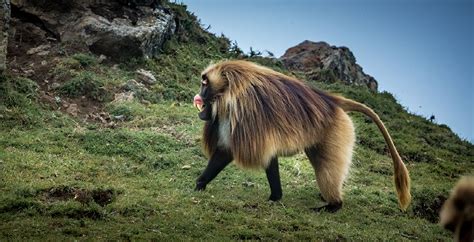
[[182, 0, 473, 142]]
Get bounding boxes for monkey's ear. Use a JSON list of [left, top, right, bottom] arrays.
[[218, 70, 235, 92], [221, 69, 231, 81]]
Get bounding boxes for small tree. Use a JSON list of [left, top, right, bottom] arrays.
[[249, 47, 261, 57], [229, 40, 243, 57], [265, 50, 275, 58]]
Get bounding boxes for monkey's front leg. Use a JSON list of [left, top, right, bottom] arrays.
[[195, 148, 233, 191], [265, 157, 282, 201]]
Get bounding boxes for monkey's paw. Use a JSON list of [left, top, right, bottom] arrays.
[[268, 193, 282, 201], [311, 202, 342, 213], [194, 182, 207, 191]]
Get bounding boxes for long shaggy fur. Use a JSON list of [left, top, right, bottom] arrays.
[[440, 177, 474, 242], [203, 60, 337, 168], [201, 60, 411, 210]]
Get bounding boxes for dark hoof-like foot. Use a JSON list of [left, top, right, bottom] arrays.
[[268, 193, 282, 202], [194, 182, 207, 191], [311, 202, 342, 213]]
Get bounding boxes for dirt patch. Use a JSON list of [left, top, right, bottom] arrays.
[[42, 186, 76, 202], [412, 194, 447, 223], [90, 188, 116, 207], [40, 186, 117, 207]]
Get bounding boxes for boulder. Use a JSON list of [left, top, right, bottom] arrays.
[[122, 79, 148, 92], [281, 40, 378, 91], [26, 44, 50, 55], [10, 0, 176, 60], [136, 69, 156, 84], [66, 103, 79, 116], [113, 91, 134, 103]]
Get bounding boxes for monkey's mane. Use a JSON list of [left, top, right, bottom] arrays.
[[203, 60, 337, 168]]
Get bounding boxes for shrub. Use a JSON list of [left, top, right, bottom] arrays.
[[72, 53, 98, 67], [108, 103, 136, 121], [59, 72, 111, 102], [0, 76, 38, 106]]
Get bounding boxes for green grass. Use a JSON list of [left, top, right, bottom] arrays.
[[1, 97, 472, 240], [0, 75, 73, 128], [1, 1, 473, 240]]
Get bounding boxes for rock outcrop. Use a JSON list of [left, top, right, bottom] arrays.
[[281, 40, 378, 91], [0, 0, 9, 72], [10, 0, 175, 60]]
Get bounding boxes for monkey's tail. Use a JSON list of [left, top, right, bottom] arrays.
[[334, 96, 411, 211]]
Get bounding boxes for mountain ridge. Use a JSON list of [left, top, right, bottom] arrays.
[[281, 40, 378, 91]]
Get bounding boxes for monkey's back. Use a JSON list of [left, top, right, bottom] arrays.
[[218, 74, 345, 168]]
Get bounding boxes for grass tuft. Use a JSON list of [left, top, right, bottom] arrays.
[[59, 71, 112, 102]]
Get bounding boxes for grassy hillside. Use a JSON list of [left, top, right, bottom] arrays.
[[1, 2, 473, 240]]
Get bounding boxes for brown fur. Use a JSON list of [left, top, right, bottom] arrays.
[[201, 60, 411, 210], [440, 177, 474, 242]]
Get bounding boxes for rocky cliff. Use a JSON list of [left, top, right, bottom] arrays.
[[5, 2, 380, 93], [9, 0, 175, 60], [281, 40, 378, 91]]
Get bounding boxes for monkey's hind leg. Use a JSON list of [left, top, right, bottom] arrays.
[[305, 110, 355, 213], [265, 157, 282, 201]]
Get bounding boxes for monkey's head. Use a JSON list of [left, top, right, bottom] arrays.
[[193, 61, 250, 121], [439, 177, 474, 242], [193, 66, 225, 120], [193, 60, 283, 121]]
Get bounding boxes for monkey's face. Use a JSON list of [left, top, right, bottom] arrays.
[[193, 71, 226, 121], [193, 77, 213, 120]]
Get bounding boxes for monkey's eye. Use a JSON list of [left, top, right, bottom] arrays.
[[201, 74, 208, 86]]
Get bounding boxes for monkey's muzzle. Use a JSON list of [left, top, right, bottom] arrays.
[[193, 94, 204, 112], [194, 94, 212, 121]]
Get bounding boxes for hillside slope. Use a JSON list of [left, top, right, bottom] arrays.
[[1, 1, 473, 240]]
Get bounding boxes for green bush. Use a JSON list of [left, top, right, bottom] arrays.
[[72, 53, 98, 67], [0, 76, 38, 107], [0, 75, 44, 127], [108, 103, 136, 121], [59, 71, 112, 102]]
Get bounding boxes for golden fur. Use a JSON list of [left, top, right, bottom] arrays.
[[440, 177, 474, 242], [201, 60, 411, 210]]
